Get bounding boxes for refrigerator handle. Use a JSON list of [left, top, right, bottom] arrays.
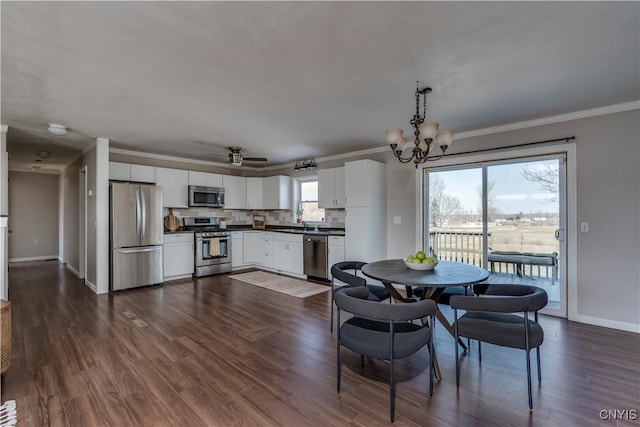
[[135, 188, 142, 238], [117, 247, 160, 254], [140, 187, 147, 242]]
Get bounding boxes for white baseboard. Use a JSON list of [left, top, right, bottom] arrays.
[[572, 314, 640, 334], [66, 264, 81, 278], [9, 255, 58, 263], [84, 279, 97, 293]]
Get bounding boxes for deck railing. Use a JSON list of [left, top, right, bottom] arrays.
[[428, 230, 558, 282], [429, 231, 486, 267]]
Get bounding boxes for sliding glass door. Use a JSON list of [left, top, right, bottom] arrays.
[[425, 154, 566, 316]]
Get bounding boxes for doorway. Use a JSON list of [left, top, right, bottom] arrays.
[[424, 153, 568, 317], [79, 167, 87, 280]]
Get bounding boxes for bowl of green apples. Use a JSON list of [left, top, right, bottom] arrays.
[[404, 251, 439, 270]]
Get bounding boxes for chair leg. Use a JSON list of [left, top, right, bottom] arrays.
[[524, 312, 533, 410], [429, 315, 434, 396], [454, 309, 460, 389], [389, 357, 395, 422], [336, 309, 341, 393], [536, 347, 541, 383], [478, 341, 482, 362], [330, 284, 335, 333], [535, 311, 541, 383]]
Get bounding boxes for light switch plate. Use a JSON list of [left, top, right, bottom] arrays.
[[393, 216, 401, 225], [580, 222, 589, 232]]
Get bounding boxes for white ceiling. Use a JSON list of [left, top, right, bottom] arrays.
[[2, 2, 639, 172]]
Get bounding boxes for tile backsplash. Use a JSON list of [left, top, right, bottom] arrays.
[[163, 207, 345, 228]]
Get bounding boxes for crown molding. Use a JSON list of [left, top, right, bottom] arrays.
[[455, 101, 640, 140], [108, 147, 267, 171]]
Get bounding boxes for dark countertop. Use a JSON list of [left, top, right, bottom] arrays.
[[227, 225, 345, 236], [163, 225, 345, 236]]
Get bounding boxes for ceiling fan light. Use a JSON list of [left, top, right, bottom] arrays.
[[231, 152, 243, 166], [47, 124, 67, 136], [418, 121, 439, 139], [385, 128, 403, 145], [435, 130, 454, 148], [36, 151, 50, 159]]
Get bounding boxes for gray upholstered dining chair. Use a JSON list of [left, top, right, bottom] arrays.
[[335, 286, 436, 422], [330, 261, 391, 333], [450, 284, 548, 410]]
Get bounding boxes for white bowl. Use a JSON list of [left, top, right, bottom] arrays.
[[404, 258, 439, 270]]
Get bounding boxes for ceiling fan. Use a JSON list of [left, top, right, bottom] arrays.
[[225, 146, 268, 166]]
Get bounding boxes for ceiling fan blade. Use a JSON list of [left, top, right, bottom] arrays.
[[242, 157, 268, 162]]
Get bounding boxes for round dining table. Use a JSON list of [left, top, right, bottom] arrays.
[[362, 259, 489, 379]]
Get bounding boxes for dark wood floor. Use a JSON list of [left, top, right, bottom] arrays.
[[2, 261, 639, 426]]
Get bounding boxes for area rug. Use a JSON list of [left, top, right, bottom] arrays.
[[228, 271, 330, 298]]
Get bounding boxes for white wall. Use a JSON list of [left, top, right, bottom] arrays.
[[59, 138, 110, 294], [8, 171, 59, 261]]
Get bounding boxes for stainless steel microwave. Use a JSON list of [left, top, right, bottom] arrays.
[[188, 185, 225, 208]]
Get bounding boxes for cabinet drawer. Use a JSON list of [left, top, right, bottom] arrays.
[[328, 236, 345, 246], [274, 233, 303, 243], [164, 233, 194, 243]]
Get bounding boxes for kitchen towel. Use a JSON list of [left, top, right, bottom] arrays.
[[208, 238, 220, 257]]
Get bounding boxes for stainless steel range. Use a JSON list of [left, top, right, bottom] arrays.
[[183, 217, 231, 277]]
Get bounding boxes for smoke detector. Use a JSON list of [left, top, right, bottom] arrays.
[[47, 124, 67, 136]]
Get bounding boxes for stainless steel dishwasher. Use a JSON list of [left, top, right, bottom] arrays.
[[303, 234, 328, 279]]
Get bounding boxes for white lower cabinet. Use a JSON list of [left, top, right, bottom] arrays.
[[240, 231, 305, 277], [231, 232, 244, 268], [259, 233, 275, 269], [273, 234, 304, 276], [243, 231, 261, 264], [163, 233, 194, 280], [327, 236, 345, 279], [244, 231, 275, 268]]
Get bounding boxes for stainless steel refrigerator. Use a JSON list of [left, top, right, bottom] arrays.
[[110, 182, 164, 291]]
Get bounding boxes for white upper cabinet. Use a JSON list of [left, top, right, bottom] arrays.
[[188, 171, 207, 186], [223, 175, 247, 209], [109, 162, 131, 181], [156, 167, 189, 208], [246, 177, 264, 209], [206, 173, 223, 188], [110, 162, 156, 183], [130, 164, 156, 183], [318, 167, 345, 208], [263, 175, 291, 210], [334, 167, 345, 208], [345, 160, 383, 208], [189, 171, 223, 188]]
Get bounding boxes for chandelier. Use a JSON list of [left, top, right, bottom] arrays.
[[386, 83, 454, 168]]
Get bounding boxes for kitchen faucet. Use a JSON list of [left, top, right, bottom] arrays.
[[301, 221, 319, 232]]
